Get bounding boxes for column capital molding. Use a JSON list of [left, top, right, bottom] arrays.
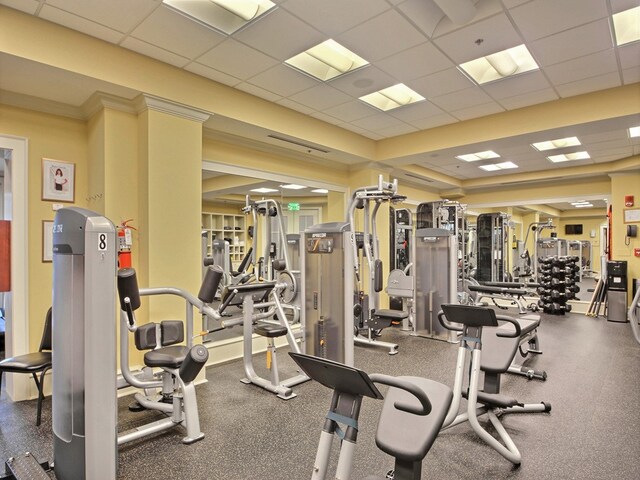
[[135, 94, 211, 123], [82, 92, 137, 118]]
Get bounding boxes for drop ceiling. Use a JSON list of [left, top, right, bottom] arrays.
[[0, 0, 639, 212]]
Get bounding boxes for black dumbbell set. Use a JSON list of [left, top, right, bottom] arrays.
[[536, 256, 580, 315]]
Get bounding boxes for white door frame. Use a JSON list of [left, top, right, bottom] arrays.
[[1, 134, 30, 401]]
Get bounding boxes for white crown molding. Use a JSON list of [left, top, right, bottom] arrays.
[[82, 92, 137, 118], [0, 90, 85, 120], [135, 94, 211, 123]]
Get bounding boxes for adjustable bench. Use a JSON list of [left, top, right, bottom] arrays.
[[467, 283, 536, 314]]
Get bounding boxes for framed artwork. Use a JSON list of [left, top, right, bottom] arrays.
[[42, 220, 54, 262], [42, 158, 75, 203]]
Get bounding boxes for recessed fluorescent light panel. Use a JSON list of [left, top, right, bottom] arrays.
[[280, 184, 307, 190], [162, 0, 276, 35], [285, 39, 369, 81], [250, 187, 279, 193], [311, 189, 329, 194], [456, 150, 500, 162], [479, 161, 518, 171], [629, 126, 640, 138], [359, 84, 425, 111], [547, 151, 590, 163], [458, 44, 539, 85], [531, 136, 581, 151], [572, 201, 594, 208], [612, 6, 640, 46]]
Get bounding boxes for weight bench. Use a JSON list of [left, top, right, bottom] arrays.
[[467, 283, 533, 314], [488, 313, 546, 380], [438, 304, 551, 465]]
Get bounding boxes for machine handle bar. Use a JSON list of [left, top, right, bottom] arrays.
[[437, 310, 463, 332], [494, 314, 522, 338], [369, 373, 432, 416]]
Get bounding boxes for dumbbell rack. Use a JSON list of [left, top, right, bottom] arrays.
[[536, 256, 580, 315]]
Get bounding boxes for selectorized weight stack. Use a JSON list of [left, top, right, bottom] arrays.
[[52, 208, 117, 480]]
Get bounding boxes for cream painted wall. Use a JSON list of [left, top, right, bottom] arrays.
[[610, 173, 640, 296], [0, 104, 89, 351]]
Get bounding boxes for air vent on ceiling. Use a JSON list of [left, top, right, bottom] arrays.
[[267, 134, 330, 153]]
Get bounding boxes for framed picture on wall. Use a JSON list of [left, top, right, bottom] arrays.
[[42, 220, 54, 262], [42, 158, 75, 203]]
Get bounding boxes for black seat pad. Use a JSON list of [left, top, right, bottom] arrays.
[[481, 317, 540, 373], [0, 352, 52, 372], [375, 377, 453, 462], [144, 345, 189, 369], [373, 309, 408, 321], [255, 324, 288, 338]]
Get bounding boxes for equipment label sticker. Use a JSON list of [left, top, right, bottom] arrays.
[[98, 233, 108, 251]]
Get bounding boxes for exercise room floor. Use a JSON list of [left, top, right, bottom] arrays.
[[1, 311, 638, 479]]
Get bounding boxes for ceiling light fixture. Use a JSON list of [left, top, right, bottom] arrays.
[[280, 184, 307, 190], [612, 6, 640, 46], [547, 151, 591, 163], [574, 203, 594, 208], [456, 150, 500, 162], [359, 84, 425, 111], [311, 189, 329, 194], [162, 0, 276, 35], [285, 39, 369, 81], [531, 136, 581, 151], [458, 44, 539, 85], [629, 126, 640, 138], [479, 161, 518, 171], [250, 187, 279, 193]]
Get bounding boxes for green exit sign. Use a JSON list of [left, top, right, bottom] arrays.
[[288, 202, 300, 211]]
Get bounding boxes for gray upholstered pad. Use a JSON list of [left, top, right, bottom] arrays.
[[374, 376, 452, 462], [374, 309, 409, 321]]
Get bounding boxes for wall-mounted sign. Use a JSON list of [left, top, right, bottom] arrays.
[[288, 202, 301, 211]]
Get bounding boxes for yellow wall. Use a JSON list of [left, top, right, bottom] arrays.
[[0, 104, 89, 350], [611, 173, 640, 294]]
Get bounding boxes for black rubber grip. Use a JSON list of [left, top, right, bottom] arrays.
[[272, 259, 286, 271], [179, 345, 209, 383], [203, 257, 215, 267], [374, 259, 383, 293], [117, 268, 141, 311], [198, 266, 223, 303]]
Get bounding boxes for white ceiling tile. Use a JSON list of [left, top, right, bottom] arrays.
[[120, 37, 189, 68], [39, 5, 124, 44], [322, 101, 377, 123], [328, 67, 396, 98], [396, 0, 445, 38], [580, 130, 628, 144], [555, 71, 622, 98], [45, 0, 159, 33], [634, 145, 640, 155], [195, 39, 279, 80], [0, 0, 39, 14], [336, 9, 426, 62], [431, 0, 506, 39], [310, 111, 344, 125], [619, 42, 640, 69], [130, 7, 225, 59], [481, 71, 551, 99], [236, 82, 282, 102], [450, 101, 505, 121], [234, 8, 324, 61], [429, 87, 493, 111], [388, 100, 445, 122], [373, 123, 419, 138], [288, 84, 353, 111], [351, 112, 409, 131], [376, 42, 454, 81], [407, 113, 458, 130], [587, 139, 634, 152], [529, 19, 613, 67], [610, 0, 640, 14], [247, 64, 318, 97], [509, 0, 609, 41], [501, 0, 532, 7], [545, 49, 619, 85], [275, 98, 316, 115], [622, 66, 640, 84], [409, 68, 473, 98], [184, 62, 241, 87], [498, 88, 559, 110], [340, 123, 380, 138], [281, 0, 390, 36], [433, 14, 522, 64]]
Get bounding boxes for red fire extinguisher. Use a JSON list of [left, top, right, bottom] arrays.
[[117, 219, 136, 270]]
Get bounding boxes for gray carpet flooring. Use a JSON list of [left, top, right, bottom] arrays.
[[1, 311, 639, 479]]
